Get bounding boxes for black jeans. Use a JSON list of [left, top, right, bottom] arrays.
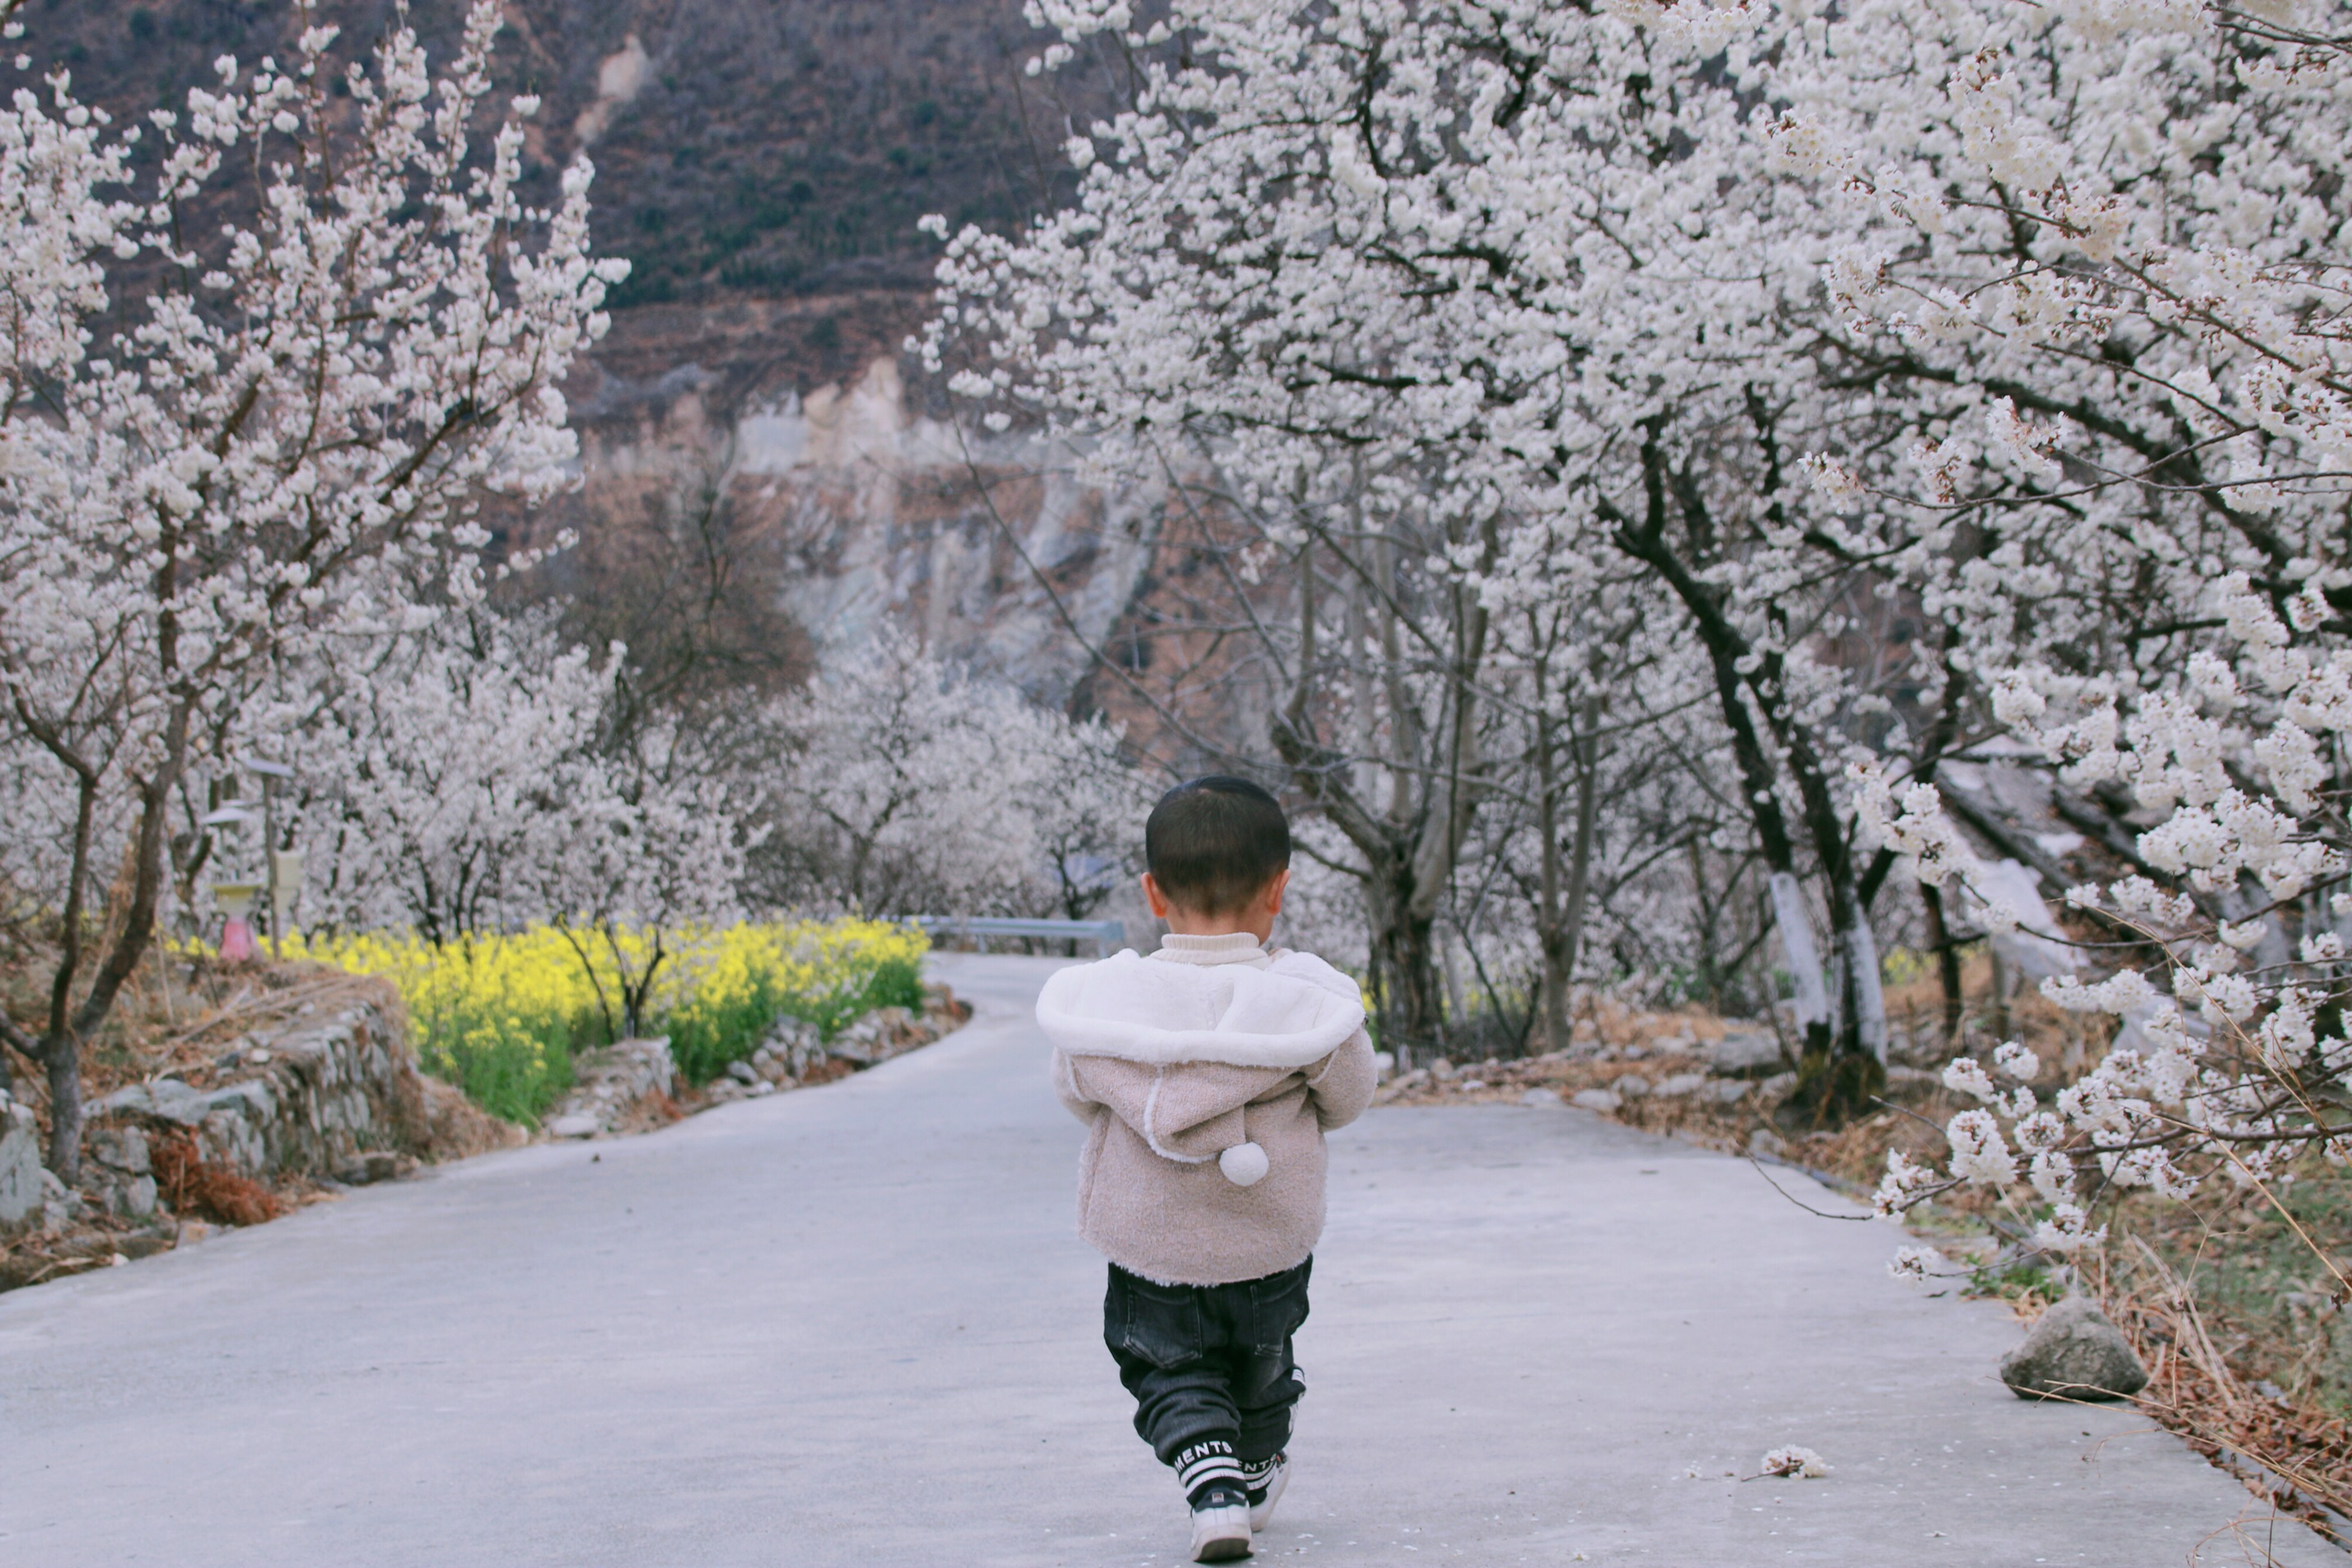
[[1104, 1257, 1312, 1481]]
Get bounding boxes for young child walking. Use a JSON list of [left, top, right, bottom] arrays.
[[1037, 776, 1376, 1562]]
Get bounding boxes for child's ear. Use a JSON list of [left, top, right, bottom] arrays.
[[1263, 868, 1290, 917], [1142, 872, 1173, 920]]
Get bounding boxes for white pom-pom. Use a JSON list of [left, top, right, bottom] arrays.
[[1218, 1142, 1269, 1187]]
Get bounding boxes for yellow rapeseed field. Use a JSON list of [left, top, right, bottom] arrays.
[[292, 918, 928, 1124]]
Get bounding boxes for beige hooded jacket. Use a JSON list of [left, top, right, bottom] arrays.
[[1040, 932, 1378, 1285]]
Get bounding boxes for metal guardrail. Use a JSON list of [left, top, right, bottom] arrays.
[[915, 916, 1128, 958]]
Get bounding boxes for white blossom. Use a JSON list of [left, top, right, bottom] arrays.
[[1886, 1245, 1944, 1284], [1945, 1109, 2018, 1187], [1942, 1057, 1998, 1104], [905, 0, 2352, 1278], [1758, 1446, 1831, 1480], [1873, 1150, 1944, 1218], [756, 632, 1150, 920], [2033, 1204, 2105, 1254]]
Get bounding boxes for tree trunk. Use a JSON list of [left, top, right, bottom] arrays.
[[1988, 942, 2009, 1042], [1276, 520, 1492, 1070], [1687, 840, 1724, 1009], [1355, 840, 1417, 1060], [623, 939, 666, 1039], [1920, 878, 1964, 1047], [1533, 646, 1573, 1056], [45, 1040, 82, 1184], [1536, 692, 1569, 1055], [556, 920, 619, 1045], [1785, 873, 1889, 1123], [1604, 458, 1883, 1123], [1833, 900, 1890, 1059], [1776, 776, 1891, 1120], [1539, 690, 1600, 1054], [1768, 870, 1830, 1043], [1371, 887, 1446, 1064], [1561, 694, 1600, 996], [36, 710, 189, 1181]]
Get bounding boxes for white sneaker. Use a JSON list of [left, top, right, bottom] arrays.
[[1188, 1486, 1254, 1562], [1244, 1457, 1290, 1533]]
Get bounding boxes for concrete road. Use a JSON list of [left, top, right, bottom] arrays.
[[0, 955, 2330, 1567]]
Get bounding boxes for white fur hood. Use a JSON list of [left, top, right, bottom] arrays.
[[1036, 947, 1366, 1068]]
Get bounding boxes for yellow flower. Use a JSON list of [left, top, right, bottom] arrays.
[[296, 917, 929, 1122]]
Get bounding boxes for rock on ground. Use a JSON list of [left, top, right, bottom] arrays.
[[1704, 1031, 1786, 1076], [82, 1126, 158, 1219], [2000, 1295, 2151, 1401]]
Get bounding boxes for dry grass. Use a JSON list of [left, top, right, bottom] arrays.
[[3, 947, 399, 1124], [149, 1128, 287, 1228], [0, 1211, 180, 1287], [2091, 1200, 2352, 1547]]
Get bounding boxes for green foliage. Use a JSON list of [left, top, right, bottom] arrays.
[[631, 919, 930, 1085], [1966, 1256, 2060, 1310], [435, 1010, 581, 1128], [301, 918, 931, 1122], [664, 951, 924, 1083]]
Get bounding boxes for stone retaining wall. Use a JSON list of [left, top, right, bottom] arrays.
[[88, 991, 430, 1214], [6, 978, 968, 1237], [546, 1037, 679, 1139], [544, 983, 972, 1137]]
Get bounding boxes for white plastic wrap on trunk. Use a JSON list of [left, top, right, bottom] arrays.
[[1840, 911, 1890, 1064], [1769, 871, 1830, 1031]]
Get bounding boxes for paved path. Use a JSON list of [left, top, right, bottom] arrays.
[[0, 956, 2332, 1567]]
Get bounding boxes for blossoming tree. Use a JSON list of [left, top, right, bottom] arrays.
[[1781, 0, 2352, 1263], [270, 608, 618, 945], [925, 0, 1964, 1101], [759, 631, 1150, 921], [0, 0, 626, 1178]]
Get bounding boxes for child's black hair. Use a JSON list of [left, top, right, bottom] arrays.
[[1144, 776, 1291, 915]]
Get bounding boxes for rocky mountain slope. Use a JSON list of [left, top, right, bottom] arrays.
[[33, 0, 1073, 312], [24, 1, 1154, 707]]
